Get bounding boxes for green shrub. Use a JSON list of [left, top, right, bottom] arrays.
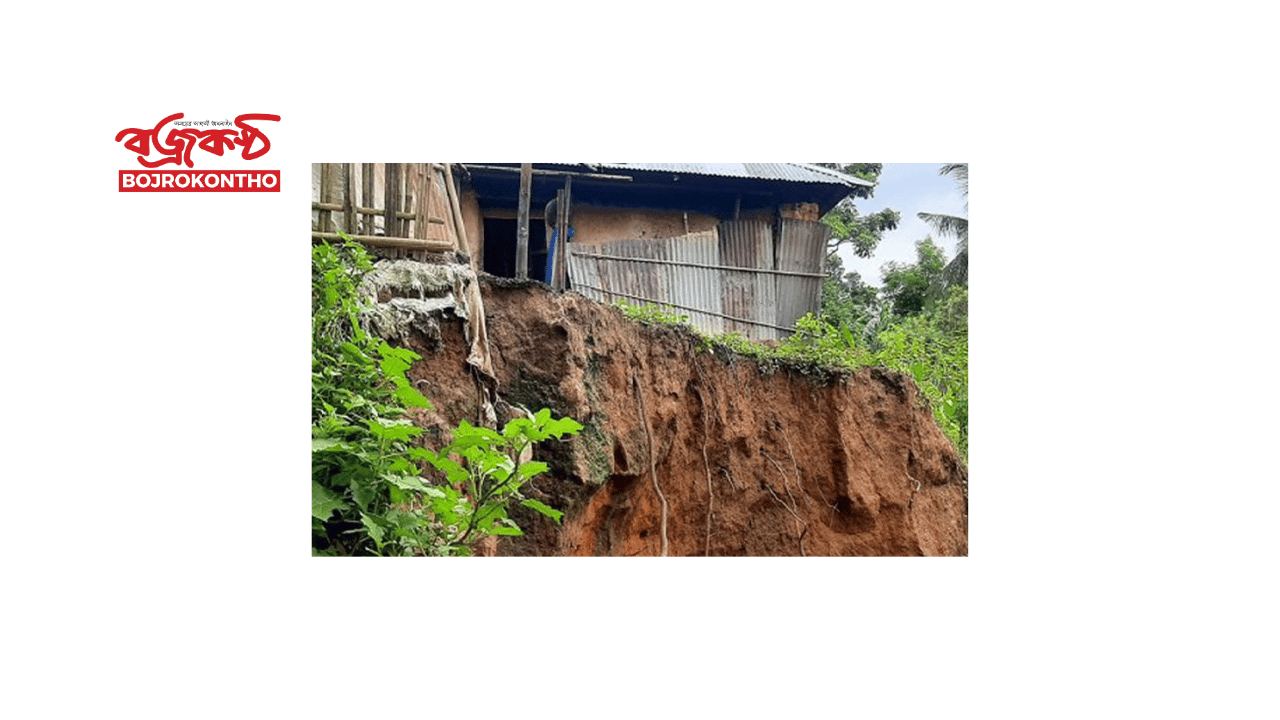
[[614, 300, 690, 327], [312, 236, 581, 555]]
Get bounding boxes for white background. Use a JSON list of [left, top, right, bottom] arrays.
[[4, 2, 1276, 718]]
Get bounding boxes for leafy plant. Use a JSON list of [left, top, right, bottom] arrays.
[[873, 311, 967, 457], [312, 235, 581, 555], [774, 314, 872, 371], [691, 310, 966, 460], [414, 410, 583, 553], [614, 300, 690, 327]]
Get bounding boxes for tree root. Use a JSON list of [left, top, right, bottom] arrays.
[[695, 358, 714, 556], [762, 449, 806, 556], [634, 374, 668, 557]]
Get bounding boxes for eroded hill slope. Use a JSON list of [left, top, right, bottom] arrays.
[[385, 273, 967, 556]]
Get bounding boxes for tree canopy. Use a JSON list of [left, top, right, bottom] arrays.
[[916, 163, 968, 287], [813, 163, 901, 258]]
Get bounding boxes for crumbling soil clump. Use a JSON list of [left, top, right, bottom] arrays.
[[398, 276, 968, 556]]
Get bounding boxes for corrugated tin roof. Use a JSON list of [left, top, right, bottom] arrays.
[[586, 163, 872, 187]]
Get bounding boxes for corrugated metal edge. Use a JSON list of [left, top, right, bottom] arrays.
[[585, 163, 873, 187]]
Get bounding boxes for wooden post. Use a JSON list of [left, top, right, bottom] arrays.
[[554, 175, 571, 290], [444, 163, 469, 254], [343, 163, 355, 233], [362, 163, 375, 234], [516, 163, 532, 280], [412, 164, 428, 240], [317, 163, 335, 233], [384, 163, 401, 238]]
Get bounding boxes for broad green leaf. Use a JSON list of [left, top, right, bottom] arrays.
[[368, 420, 423, 442], [517, 461, 548, 479], [312, 482, 348, 520], [378, 341, 420, 378], [521, 499, 563, 524], [360, 513, 387, 548], [425, 455, 468, 485], [311, 438, 357, 453], [388, 485, 407, 505], [452, 422, 504, 443], [544, 417, 584, 438], [384, 456, 414, 474], [339, 342, 370, 364], [480, 452, 515, 476], [384, 473, 430, 492], [394, 382, 434, 409], [502, 418, 532, 439], [447, 435, 497, 450], [488, 524, 524, 537], [350, 479, 378, 511]]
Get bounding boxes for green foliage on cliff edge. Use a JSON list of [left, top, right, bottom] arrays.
[[613, 297, 966, 460], [312, 237, 580, 556]]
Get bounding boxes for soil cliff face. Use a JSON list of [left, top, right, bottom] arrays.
[[396, 277, 968, 556]]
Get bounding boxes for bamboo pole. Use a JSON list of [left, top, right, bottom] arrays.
[[343, 163, 355, 233], [317, 163, 335, 233], [412, 163, 428, 240], [384, 163, 401, 240], [311, 231, 454, 251], [444, 163, 469, 254], [362, 164, 375, 234], [554, 176, 571, 290], [461, 164, 632, 181], [516, 163, 532, 280], [311, 201, 445, 223]]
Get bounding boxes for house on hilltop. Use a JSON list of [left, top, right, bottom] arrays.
[[311, 163, 869, 339]]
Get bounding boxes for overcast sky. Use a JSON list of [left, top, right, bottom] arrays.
[[835, 163, 967, 288]]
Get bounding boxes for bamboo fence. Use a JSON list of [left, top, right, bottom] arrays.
[[311, 163, 468, 259]]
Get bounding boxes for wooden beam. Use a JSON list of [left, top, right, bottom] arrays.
[[311, 201, 445, 223], [461, 164, 633, 181], [516, 163, 532, 280], [311, 231, 454, 252]]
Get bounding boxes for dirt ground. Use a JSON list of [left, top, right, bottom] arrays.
[[395, 276, 968, 556]]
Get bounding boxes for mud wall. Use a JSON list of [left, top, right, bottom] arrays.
[[393, 278, 968, 556]]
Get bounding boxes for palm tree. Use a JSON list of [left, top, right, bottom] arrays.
[[917, 164, 967, 287]]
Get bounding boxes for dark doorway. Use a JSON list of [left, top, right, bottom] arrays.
[[483, 217, 549, 282]]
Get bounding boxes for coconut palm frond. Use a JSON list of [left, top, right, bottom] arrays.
[[939, 163, 968, 211], [943, 245, 968, 287], [917, 211, 968, 243]]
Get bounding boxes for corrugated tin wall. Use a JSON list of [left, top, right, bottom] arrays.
[[567, 219, 829, 341], [719, 220, 776, 339], [774, 219, 828, 331]]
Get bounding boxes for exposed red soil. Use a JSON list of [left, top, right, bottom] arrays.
[[398, 276, 968, 556]]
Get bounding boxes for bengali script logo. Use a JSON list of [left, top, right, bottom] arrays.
[[116, 113, 281, 192]]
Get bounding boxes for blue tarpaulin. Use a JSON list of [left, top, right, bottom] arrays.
[[545, 226, 574, 284]]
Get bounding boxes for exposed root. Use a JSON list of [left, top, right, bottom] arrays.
[[634, 374, 668, 557], [695, 361, 715, 557], [762, 449, 806, 556], [779, 424, 813, 509], [720, 466, 738, 490]]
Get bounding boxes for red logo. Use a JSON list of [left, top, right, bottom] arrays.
[[116, 113, 281, 192]]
